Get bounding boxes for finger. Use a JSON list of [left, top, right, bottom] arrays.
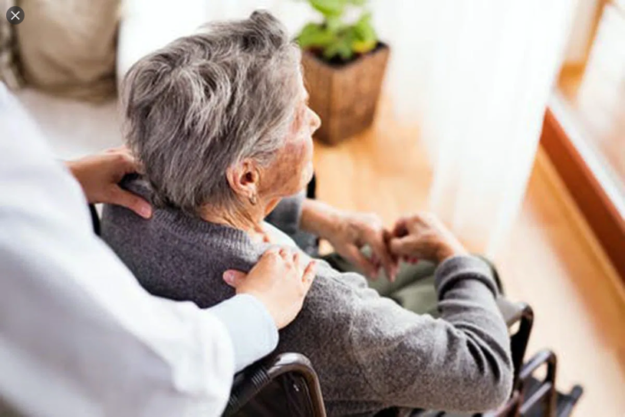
[[342, 245, 378, 279], [256, 247, 282, 269], [301, 261, 317, 290], [389, 236, 417, 258], [391, 217, 410, 238], [293, 252, 302, 274], [383, 229, 400, 279], [109, 186, 152, 218], [260, 247, 281, 260], [371, 253, 379, 267], [278, 247, 290, 261], [373, 243, 397, 282], [222, 270, 246, 288], [366, 232, 397, 282]]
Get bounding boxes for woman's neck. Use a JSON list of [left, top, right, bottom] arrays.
[[200, 197, 279, 238], [201, 204, 262, 235]]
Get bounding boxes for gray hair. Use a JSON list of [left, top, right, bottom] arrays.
[[122, 10, 302, 215]]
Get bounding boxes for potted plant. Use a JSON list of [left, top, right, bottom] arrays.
[[296, 0, 389, 145]]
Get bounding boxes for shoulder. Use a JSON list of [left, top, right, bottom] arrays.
[[290, 261, 389, 327]]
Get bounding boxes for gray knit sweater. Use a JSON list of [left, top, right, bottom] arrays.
[[102, 179, 513, 417]]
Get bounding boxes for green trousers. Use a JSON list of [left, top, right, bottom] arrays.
[[322, 253, 440, 316]]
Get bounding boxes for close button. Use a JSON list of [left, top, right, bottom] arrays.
[[6, 6, 25, 25]]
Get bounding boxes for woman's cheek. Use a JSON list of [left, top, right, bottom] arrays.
[[286, 140, 313, 191], [262, 143, 307, 195]]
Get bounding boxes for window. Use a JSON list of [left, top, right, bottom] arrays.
[[544, 0, 625, 280]]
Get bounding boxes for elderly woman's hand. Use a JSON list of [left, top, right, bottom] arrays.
[[301, 200, 398, 281], [389, 213, 468, 264], [66, 147, 152, 219]]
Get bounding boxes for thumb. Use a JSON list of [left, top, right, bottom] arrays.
[[110, 186, 152, 219], [389, 236, 416, 257], [223, 270, 247, 288]]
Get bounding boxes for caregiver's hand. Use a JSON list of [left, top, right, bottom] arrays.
[[66, 147, 152, 219], [389, 213, 468, 264], [301, 199, 397, 281], [223, 248, 317, 329]]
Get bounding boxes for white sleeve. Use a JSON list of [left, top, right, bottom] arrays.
[[0, 84, 277, 417]]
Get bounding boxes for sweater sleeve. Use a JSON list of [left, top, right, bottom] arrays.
[[264, 191, 305, 236], [347, 255, 513, 412]]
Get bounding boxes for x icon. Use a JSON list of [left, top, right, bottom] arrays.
[[6, 6, 24, 24]]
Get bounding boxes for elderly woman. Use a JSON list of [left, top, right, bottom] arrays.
[[102, 11, 512, 416]]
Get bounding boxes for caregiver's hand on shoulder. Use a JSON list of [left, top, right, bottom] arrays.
[[66, 146, 152, 219], [389, 213, 468, 264], [301, 199, 397, 281], [222, 248, 317, 329]]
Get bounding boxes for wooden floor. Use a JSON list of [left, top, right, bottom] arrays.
[[313, 101, 625, 416]]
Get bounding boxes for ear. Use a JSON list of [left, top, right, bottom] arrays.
[[226, 159, 260, 201]]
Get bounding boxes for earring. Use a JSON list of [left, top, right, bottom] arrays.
[[249, 193, 258, 205]]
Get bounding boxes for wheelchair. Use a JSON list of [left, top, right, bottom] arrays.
[[221, 177, 582, 417], [223, 296, 583, 417]]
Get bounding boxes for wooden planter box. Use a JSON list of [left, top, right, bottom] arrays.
[[301, 43, 390, 145]]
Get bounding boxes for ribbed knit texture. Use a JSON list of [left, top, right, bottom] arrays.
[[102, 178, 513, 416]]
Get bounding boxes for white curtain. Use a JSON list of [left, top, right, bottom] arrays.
[[375, 0, 576, 255], [170, 0, 576, 255]]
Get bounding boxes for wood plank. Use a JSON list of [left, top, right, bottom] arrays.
[[540, 108, 625, 283]]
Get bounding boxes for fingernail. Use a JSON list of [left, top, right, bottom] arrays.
[[140, 205, 152, 218], [223, 271, 235, 285]]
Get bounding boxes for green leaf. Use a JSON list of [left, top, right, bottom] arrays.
[[297, 23, 336, 49], [323, 37, 353, 60], [310, 0, 345, 17], [325, 15, 342, 33], [297, 0, 376, 62], [353, 12, 376, 42]]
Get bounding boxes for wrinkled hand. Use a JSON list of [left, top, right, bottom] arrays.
[[66, 147, 152, 219], [326, 211, 398, 281], [222, 247, 317, 329], [389, 213, 468, 264]]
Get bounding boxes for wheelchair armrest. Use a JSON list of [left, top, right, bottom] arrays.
[[496, 299, 534, 389], [497, 299, 532, 328], [224, 353, 326, 417], [517, 350, 557, 417]]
